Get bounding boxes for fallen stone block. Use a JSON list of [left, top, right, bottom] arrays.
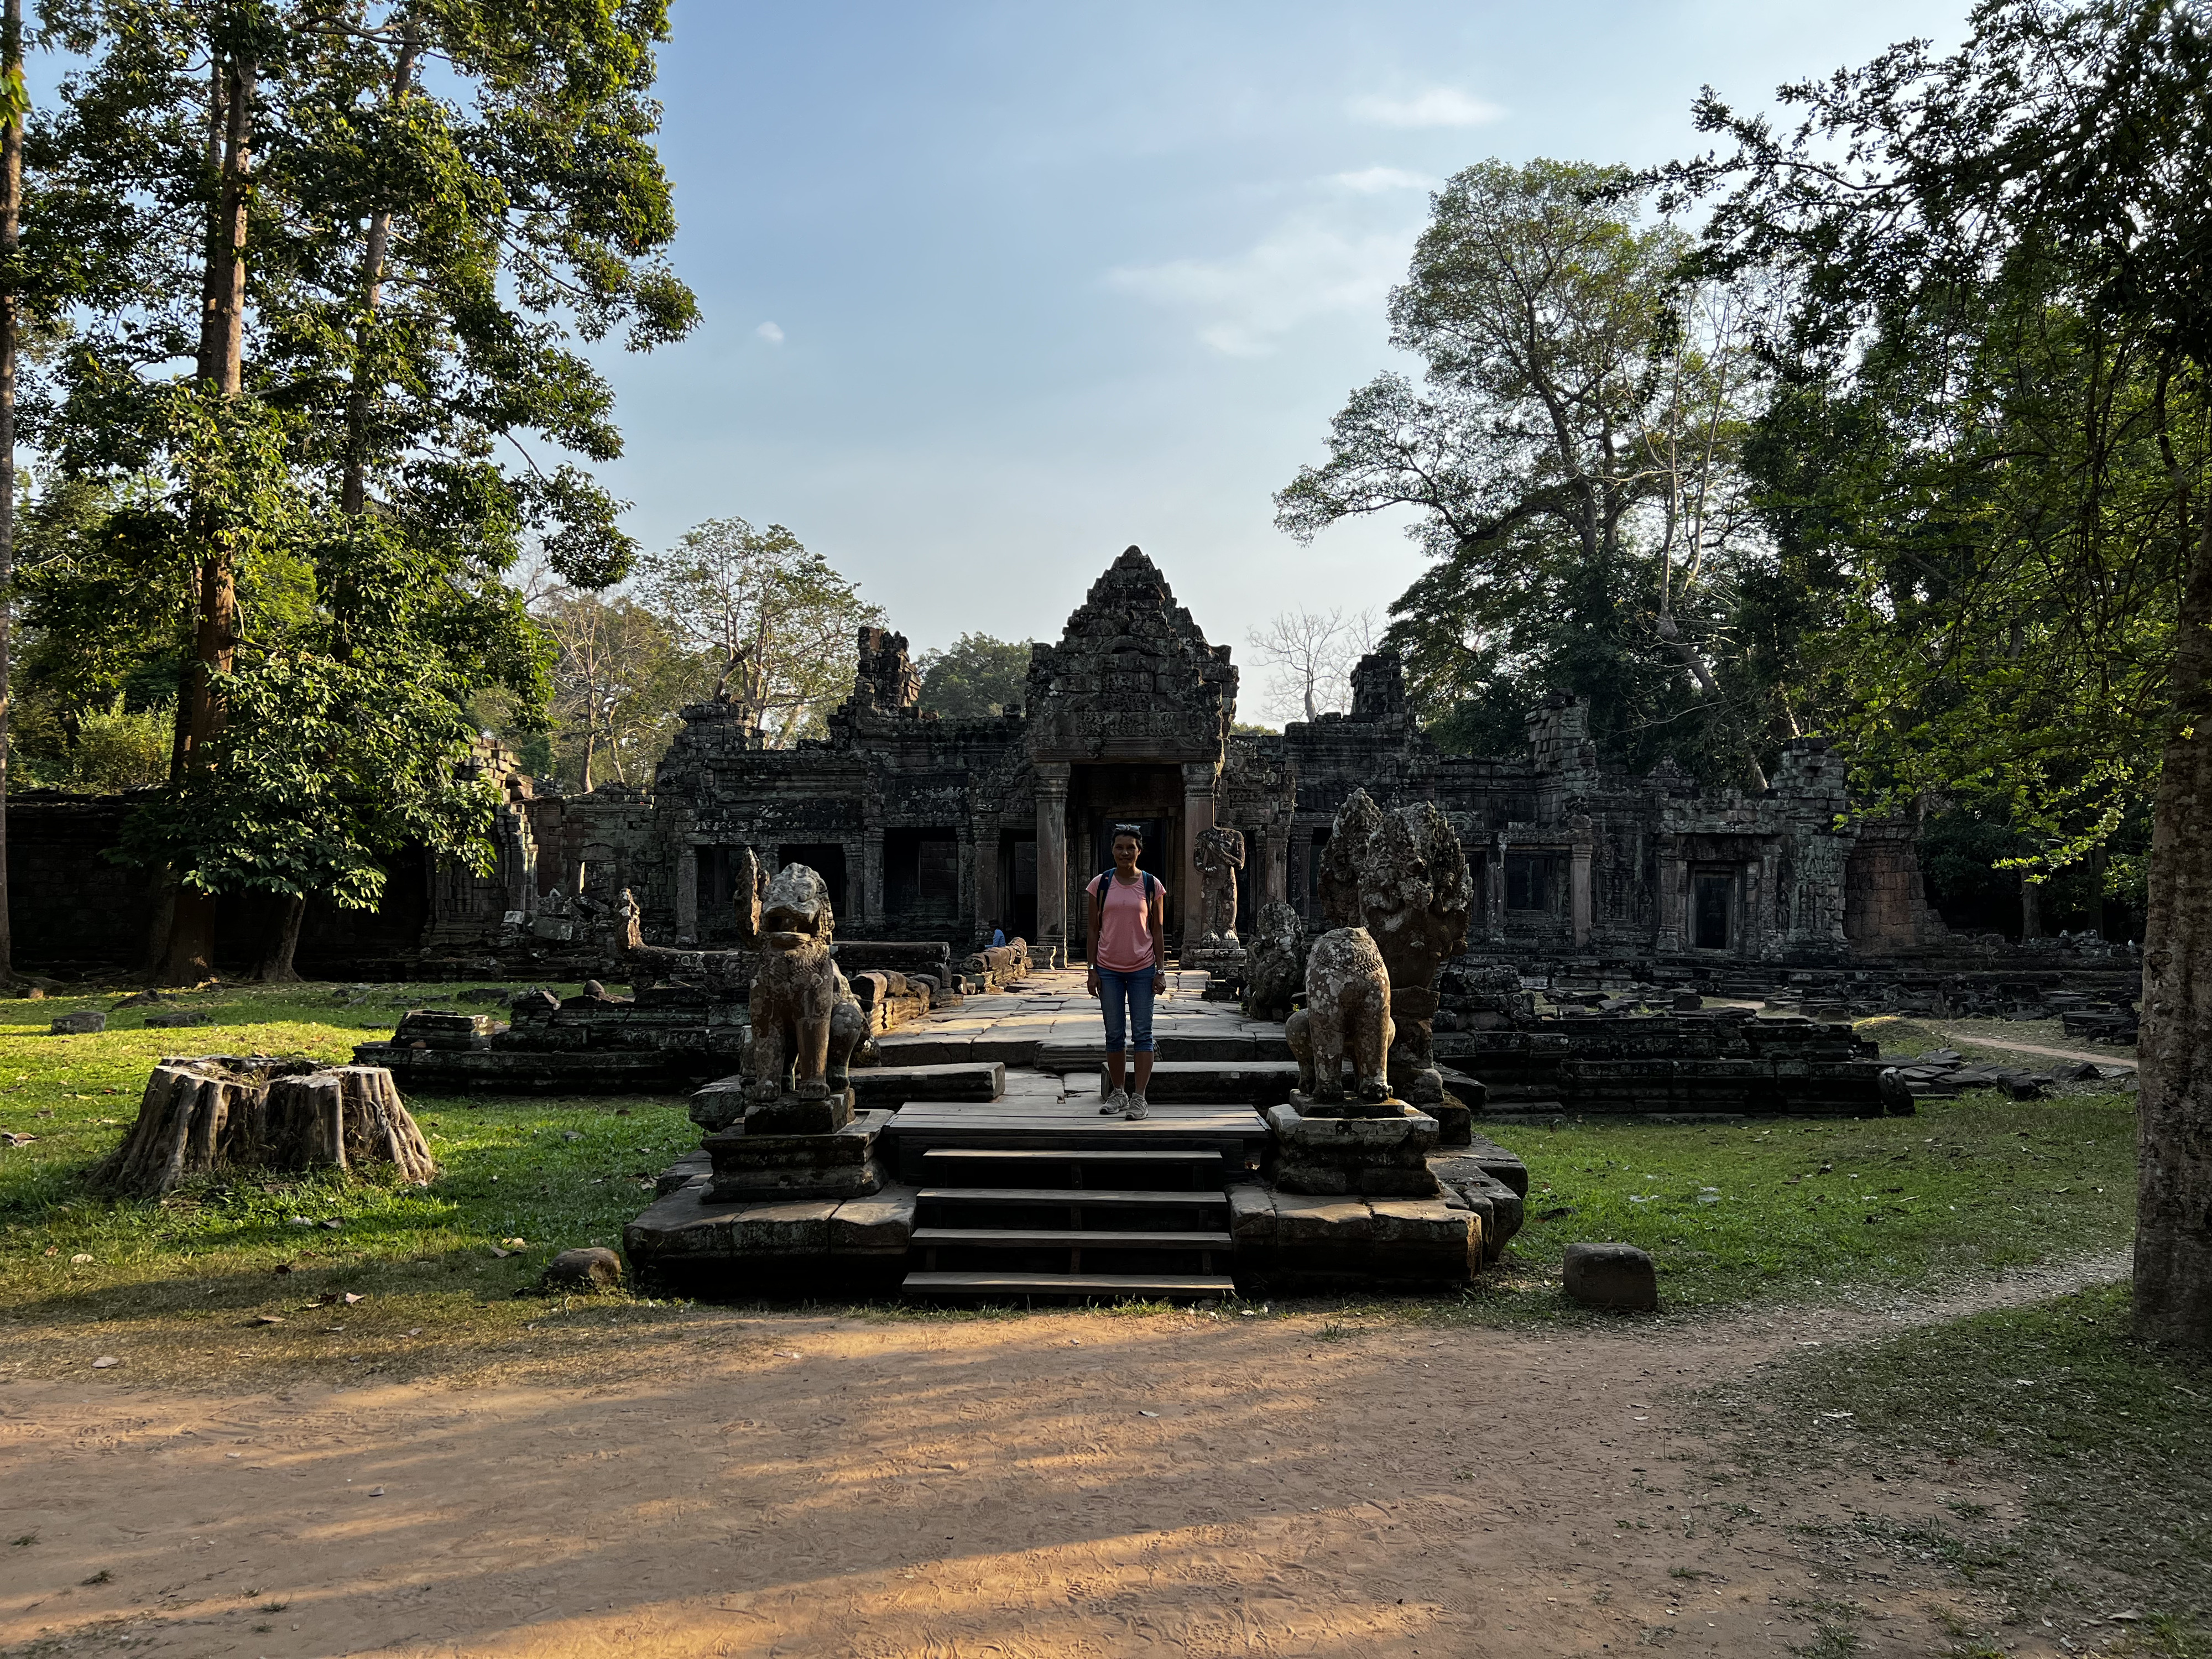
[[1562, 1241, 1658, 1312], [542, 1246, 623, 1291], [49, 1010, 106, 1035]]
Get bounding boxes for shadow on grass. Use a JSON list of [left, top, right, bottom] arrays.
[[1700, 1282, 2212, 1650]]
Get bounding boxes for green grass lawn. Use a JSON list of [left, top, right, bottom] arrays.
[[1469, 1087, 2135, 1317], [0, 981, 2143, 1384], [0, 979, 717, 1388]]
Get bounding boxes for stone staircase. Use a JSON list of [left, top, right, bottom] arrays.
[[900, 1146, 1237, 1300]]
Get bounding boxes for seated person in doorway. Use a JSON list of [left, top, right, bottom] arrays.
[[990, 924, 1006, 949], [1086, 823, 1168, 1120]]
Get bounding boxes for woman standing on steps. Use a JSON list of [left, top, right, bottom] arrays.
[[1086, 823, 1168, 1121]]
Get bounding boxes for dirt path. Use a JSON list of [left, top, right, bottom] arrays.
[[0, 1260, 2126, 1659], [1925, 1026, 2137, 1070]]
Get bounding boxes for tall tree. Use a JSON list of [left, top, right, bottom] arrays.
[[1276, 159, 1790, 782], [0, 0, 22, 988], [28, 0, 697, 980], [635, 517, 879, 747], [1668, 0, 2212, 1345]]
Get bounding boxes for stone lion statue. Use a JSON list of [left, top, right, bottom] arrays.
[[1285, 925, 1394, 1108], [748, 864, 867, 1102]]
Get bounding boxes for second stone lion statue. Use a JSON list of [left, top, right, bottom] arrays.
[[748, 864, 867, 1103], [1284, 925, 1394, 1109]]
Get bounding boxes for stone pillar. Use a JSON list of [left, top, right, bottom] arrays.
[[1655, 839, 1685, 953], [972, 822, 1000, 947], [957, 826, 977, 945], [1486, 835, 1507, 941], [1034, 764, 1070, 967], [1181, 761, 1218, 959], [675, 843, 699, 943], [841, 836, 865, 928], [1569, 818, 1594, 949], [862, 826, 885, 931]]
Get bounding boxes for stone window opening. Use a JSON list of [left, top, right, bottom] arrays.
[[886, 828, 959, 926]]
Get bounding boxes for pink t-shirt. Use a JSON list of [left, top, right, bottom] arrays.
[[1087, 870, 1165, 972]]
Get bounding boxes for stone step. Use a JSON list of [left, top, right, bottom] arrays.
[[1036, 1034, 1290, 1070], [900, 1270, 1235, 1299], [911, 1228, 1232, 1249], [1071, 1060, 1303, 1104], [848, 1061, 1005, 1106], [919, 1184, 1228, 1209], [916, 1147, 1223, 1188]]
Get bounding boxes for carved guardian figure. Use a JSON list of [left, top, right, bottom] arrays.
[[1291, 925, 1394, 1107], [1243, 899, 1306, 1022], [748, 864, 865, 1101]]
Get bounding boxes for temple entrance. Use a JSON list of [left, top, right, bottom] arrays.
[[1067, 763, 1185, 957], [1693, 869, 1734, 951]]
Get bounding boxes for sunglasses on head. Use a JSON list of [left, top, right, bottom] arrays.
[[1112, 823, 1144, 843]]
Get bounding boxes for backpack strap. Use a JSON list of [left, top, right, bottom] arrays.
[[1095, 869, 1159, 900]]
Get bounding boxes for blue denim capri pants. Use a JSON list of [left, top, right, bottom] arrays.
[[1095, 965, 1156, 1053]]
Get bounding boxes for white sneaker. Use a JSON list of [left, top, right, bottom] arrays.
[[1100, 1087, 1129, 1115], [1124, 1092, 1149, 1121]]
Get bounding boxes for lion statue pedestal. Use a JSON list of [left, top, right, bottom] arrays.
[[697, 863, 884, 1201]]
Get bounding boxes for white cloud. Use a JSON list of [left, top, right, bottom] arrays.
[[755, 320, 785, 344], [1327, 166, 1434, 195], [1347, 87, 1505, 128], [1107, 213, 1412, 357]]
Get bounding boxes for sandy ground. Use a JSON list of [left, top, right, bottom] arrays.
[[0, 1258, 2125, 1659]]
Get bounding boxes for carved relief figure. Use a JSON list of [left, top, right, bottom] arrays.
[[747, 864, 865, 1101], [1243, 899, 1306, 1022], [1194, 823, 1246, 943]]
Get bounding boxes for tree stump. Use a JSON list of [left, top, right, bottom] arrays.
[[92, 1057, 435, 1199]]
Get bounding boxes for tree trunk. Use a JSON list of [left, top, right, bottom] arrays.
[[157, 45, 256, 982], [338, 24, 421, 520], [2021, 874, 2043, 941], [253, 892, 305, 982], [93, 1058, 434, 1199], [156, 886, 218, 985], [2135, 505, 2212, 1348], [0, 0, 22, 990]]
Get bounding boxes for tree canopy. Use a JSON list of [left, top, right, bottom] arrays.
[[1278, 159, 1800, 784], [916, 632, 1031, 718], [18, 0, 697, 976], [1661, 0, 2212, 1345]]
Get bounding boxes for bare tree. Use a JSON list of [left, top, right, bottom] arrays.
[[635, 518, 880, 746], [1244, 607, 1380, 723], [531, 587, 698, 791]]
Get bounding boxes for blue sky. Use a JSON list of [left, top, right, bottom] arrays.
[[597, 0, 1970, 688]]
